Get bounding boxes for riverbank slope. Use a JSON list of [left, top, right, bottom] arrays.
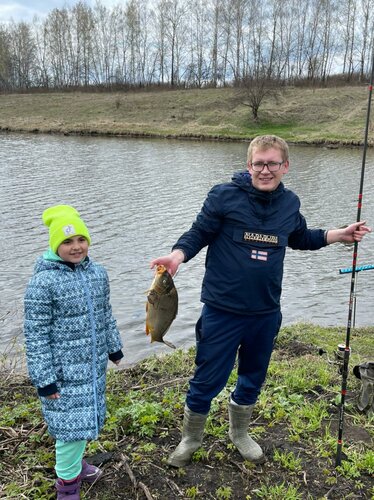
[[0, 86, 373, 146], [1, 324, 373, 499]]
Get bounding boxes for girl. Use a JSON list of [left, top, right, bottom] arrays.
[[24, 205, 123, 499]]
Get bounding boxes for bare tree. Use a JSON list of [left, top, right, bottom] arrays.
[[8, 21, 36, 88], [153, 0, 170, 84], [246, 0, 265, 80], [341, 0, 358, 79], [306, 0, 323, 81], [208, 0, 222, 86], [125, 0, 142, 84], [185, 0, 211, 86], [358, 0, 373, 80], [238, 72, 280, 121], [32, 17, 51, 88], [223, 0, 249, 82], [266, 0, 282, 79], [71, 1, 95, 86], [278, 0, 298, 80], [0, 0, 373, 90], [293, 0, 310, 78], [91, 2, 117, 85], [45, 8, 72, 87], [0, 25, 12, 89], [305, 0, 338, 83], [163, 0, 187, 86], [220, 1, 233, 84]]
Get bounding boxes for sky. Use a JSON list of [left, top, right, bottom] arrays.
[[0, 1, 120, 23]]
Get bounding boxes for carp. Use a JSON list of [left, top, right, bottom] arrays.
[[146, 265, 178, 349]]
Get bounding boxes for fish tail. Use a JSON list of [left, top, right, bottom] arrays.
[[163, 339, 176, 349]]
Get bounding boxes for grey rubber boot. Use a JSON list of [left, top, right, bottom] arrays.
[[228, 399, 265, 463], [168, 405, 208, 467]]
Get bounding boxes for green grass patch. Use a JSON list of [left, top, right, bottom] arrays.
[[0, 323, 373, 498]]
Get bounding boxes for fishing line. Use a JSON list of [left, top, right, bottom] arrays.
[[335, 47, 374, 467]]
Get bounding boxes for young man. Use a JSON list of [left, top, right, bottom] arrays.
[[150, 135, 370, 467]]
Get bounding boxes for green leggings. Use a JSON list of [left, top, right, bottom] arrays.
[[55, 440, 87, 480]]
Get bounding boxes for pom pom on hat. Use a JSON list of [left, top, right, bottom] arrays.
[[42, 205, 91, 254]]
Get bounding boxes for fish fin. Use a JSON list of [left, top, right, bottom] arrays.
[[145, 303, 149, 335], [147, 290, 159, 307], [163, 339, 176, 349], [145, 318, 150, 335]]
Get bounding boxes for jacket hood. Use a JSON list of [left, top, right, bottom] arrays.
[[43, 248, 64, 262], [33, 255, 91, 274], [231, 170, 285, 200]]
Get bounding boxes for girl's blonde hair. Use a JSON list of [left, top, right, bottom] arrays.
[[247, 135, 289, 163]]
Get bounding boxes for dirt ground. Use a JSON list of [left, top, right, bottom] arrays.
[[86, 420, 372, 500], [83, 342, 373, 499]]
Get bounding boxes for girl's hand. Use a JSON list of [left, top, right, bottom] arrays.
[[113, 360, 121, 366], [46, 392, 60, 399]]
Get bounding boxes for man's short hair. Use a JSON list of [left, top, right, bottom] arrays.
[[247, 135, 289, 163]]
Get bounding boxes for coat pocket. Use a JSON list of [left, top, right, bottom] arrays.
[[62, 363, 91, 383]]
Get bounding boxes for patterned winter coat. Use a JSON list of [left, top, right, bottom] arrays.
[[24, 256, 123, 442]]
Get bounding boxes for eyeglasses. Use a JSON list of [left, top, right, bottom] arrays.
[[250, 161, 284, 172]]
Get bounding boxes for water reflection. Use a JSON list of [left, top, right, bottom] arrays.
[[0, 133, 373, 366]]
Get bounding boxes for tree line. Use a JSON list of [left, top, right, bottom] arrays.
[[0, 0, 373, 91]]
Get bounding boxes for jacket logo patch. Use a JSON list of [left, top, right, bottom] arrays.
[[243, 232, 278, 244], [251, 250, 268, 261]]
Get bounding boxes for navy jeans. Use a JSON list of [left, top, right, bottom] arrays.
[[186, 305, 282, 414]]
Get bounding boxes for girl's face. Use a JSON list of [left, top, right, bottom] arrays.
[[57, 235, 89, 263]]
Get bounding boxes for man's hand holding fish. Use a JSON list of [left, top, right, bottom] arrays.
[[150, 249, 185, 276]]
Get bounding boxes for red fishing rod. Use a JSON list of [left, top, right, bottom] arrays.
[[335, 48, 374, 467]]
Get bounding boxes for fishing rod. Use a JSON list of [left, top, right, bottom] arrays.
[[335, 48, 374, 468]]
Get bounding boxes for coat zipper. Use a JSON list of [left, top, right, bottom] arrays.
[[78, 267, 99, 437]]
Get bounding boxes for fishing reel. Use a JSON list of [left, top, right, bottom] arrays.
[[318, 344, 351, 374]]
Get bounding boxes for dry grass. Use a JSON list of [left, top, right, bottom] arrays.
[[0, 86, 373, 145]]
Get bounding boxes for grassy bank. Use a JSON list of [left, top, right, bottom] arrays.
[[0, 86, 373, 146], [0, 324, 373, 499]]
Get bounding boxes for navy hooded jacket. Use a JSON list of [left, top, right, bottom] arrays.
[[173, 171, 327, 315]]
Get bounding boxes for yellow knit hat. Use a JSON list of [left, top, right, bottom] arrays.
[[42, 205, 91, 254]]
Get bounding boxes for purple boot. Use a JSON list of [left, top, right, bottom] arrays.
[[80, 460, 103, 483], [55, 477, 81, 499]]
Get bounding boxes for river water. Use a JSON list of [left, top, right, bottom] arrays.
[[1, 133, 373, 367]]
